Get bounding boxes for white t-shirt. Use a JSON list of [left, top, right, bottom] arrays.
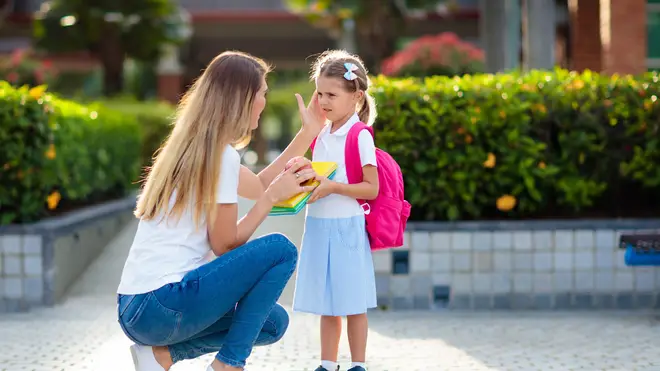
[[307, 112, 377, 219], [117, 145, 241, 295]]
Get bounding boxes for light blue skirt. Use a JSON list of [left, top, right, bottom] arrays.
[[293, 215, 377, 316]]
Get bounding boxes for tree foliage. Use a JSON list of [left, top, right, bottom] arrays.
[[33, 0, 190, 95], [286, 0, 455, 72]]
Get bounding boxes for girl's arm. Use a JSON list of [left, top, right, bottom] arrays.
[[331, 129, 379, 200], [308, 130, 380, 203], [329, 165, 379, 200]]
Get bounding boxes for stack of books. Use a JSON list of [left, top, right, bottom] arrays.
[[269, 161, 338, 216]]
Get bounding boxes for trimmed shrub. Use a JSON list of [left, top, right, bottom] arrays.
[[0, 83, 141, 225], [371, 69, 660, 221], [0, 49, 57, 88], [94, 97, 175, 168]]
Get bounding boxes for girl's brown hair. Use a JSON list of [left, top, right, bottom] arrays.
[[311, 49, 377, 126]]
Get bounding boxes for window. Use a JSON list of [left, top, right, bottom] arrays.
[[650, 1, 660, 69]]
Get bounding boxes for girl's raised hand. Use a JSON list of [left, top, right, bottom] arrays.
[[295, 90, 326, 136]]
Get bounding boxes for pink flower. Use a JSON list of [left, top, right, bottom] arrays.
[[34, 69, 44, 83], [436, 32, 460, 45], [381, 32, 484, 76], [10, 49, 25, 66], [7, 72, 18, 83]]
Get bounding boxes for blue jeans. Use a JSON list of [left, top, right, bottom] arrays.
[[116, 233, 298, 368]]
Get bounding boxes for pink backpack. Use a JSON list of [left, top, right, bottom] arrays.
[[311, 122, 411, 250]]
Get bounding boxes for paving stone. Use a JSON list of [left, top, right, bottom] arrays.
[[3, 201, 660, 371]]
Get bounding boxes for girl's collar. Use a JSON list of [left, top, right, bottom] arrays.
[[328, 112, 360, 137]]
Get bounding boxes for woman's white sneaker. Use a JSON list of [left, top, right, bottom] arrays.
[[130, 344, 165, 371]]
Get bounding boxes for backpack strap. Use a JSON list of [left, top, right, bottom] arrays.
[[310, 137, 317, 154], [345, 122, 374, 211]]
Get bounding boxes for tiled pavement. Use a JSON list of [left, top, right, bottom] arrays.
[[2, 200, 660, 371]]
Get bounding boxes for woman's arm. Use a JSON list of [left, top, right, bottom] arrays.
[[239, 158, 316, 201], [238, 165, 265, 200], [207, 192, 276, 256], [238, 129, 317, 201], [243, 92, 326, 194], [208, 161, 317, 256], [254, 129, 317, 188]]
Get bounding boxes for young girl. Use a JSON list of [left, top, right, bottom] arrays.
[[293, 50, 379, 371]]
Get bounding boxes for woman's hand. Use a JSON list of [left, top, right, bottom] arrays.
[[308, 175, 336, 204], [285, 156, 312, 172], [295, 90, 326, 137], [265, 160, 317, 204]]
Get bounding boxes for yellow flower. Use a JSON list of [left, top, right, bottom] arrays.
[[496, 195, 517, 212], [534, 104, 547, 114], [28, 85, 47, 99], [45, 144, 56, 160], [567, 80, 585, 90], [337, 7, 353, 19], [483, 153, 496, 168], [538, 161, 546, 169], [47, 191, 61, 210], [499, 111, 506, 119]]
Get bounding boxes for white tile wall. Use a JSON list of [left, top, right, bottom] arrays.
[[376, 226, 660, 310]]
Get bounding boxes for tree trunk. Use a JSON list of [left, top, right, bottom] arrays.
[[252, 125, 269, 165], [358, 1, 404, 73], [97, 23, 125, 96]]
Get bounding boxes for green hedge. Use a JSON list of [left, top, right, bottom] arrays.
[[0, 83, 141, 225], [93, 97, 175, 168], [371, 69, 660, 221]]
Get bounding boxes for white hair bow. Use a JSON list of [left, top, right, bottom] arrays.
[[344, 63, 358, 81]]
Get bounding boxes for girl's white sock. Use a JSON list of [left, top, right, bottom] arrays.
[[321, 360, 338, 370], [351, 362, 367, 370]]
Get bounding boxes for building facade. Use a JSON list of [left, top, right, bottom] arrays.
[[0, 0, 657, 103], [647, 0, 660, 71], [568, 0, 652, 75]]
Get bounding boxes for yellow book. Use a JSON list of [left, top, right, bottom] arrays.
[[273, 161, 338, 208]]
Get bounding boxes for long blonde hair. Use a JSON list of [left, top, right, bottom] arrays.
[[311, 49, 377, 126], [135, 51, 271, 229]]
